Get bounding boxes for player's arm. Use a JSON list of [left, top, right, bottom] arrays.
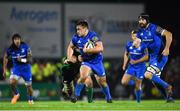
[[122, 51, 129, 70], [64, 41, 76, 64], [17, 48, 32, 63], [130, 48, 149, 64], [156, 26, 172, 56], [27, 48, 33, 63], [3, 53, 8, 79], [83, 41, 103, 54]]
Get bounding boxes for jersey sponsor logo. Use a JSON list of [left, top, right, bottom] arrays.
[[142, 39, 153, 42], [129, 52, 142, 55]]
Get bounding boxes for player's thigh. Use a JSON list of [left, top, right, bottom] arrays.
[[80, 65, 92, 78], [149, 56, 168, 73], [92, 62, 106, 77], [121, 74, 132, 85], [95, 75, 107, 85], [10, 68, 20, 84], [21, 71, 32, 86], [157, 55, 168, 71], [136, 66, 146, 80]]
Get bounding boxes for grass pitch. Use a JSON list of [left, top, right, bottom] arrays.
[[0, 100, 179, 110]]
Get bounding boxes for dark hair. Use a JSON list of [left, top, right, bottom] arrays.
[[12, 33, 21, 41], [10, 33, 22, 50], [138, 13, 150, 23], [76, 20, 89, 28]]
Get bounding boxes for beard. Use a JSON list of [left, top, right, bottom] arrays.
[[139, 23, 148, 28]]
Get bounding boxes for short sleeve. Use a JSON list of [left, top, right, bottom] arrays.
[[71, 35, 77, 46], [6, 48, 11, 58], [125, 42, 130, 53]]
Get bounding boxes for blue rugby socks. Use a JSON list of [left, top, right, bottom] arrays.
[[101, 86, 112, 100], [135, 90, 141, 103], [75, 83, 85, 97], [151, 74, 168, 88]]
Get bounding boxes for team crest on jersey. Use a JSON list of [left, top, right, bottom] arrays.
[[92, 36, 99, 42], [140, 33, 143, 36], [129, 46, 133, 49]]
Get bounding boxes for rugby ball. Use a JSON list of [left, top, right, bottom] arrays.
[[85, 41, 95, 49]]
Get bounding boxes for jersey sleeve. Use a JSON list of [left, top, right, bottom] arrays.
[[156, 26, 165, 35], [137, 31, 142, 40], [90, 32, 101, 43], [24, 43, 32, 55], [152, 24, 164, 35], [125, 42, 130, 53], [91, 36, 101, 43], [27, 45, 32, 55], [6, 48, 11, 58], [71, 35, 77, 46]]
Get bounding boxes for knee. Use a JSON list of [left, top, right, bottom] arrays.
[[144, 72, 153, 79], [79, 76, 87, 83], [99, 79, 107, 87], [85, 80, 93, 87], [121, 79, 128, 86], [85, 82, 93, 87], [10, 79, 16, 85]]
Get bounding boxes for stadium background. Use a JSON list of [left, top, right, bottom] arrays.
[[0, 0, 180, 102]]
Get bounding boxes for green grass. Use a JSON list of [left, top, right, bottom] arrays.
[[0, 100, 179, 110]]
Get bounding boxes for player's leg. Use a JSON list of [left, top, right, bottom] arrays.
[[85, 76, 93, 103], [121, 73, 133, 86], [146, 56, 174, 102], [121, 68, 136, 100], [71, 65, 91, 103], [135, 79, 142, 103], [134, 65, 146, 103], [22, 68, 34, 105], [61, 65, 77, 98], [145, 68, 173, 102], [95, 75, 112, 103], [10, 75, 20, 104], [26, 84, 34, 105], [93, 61, 112, 103]]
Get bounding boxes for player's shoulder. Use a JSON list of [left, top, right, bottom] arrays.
[[126, 41, 132, 47], [89, 31, 97, 36], [6, 46, 13, 53], [148, 23, 158, 30], [88, 31, 98, 38], [72, 34, 78, 38], [71, 34, 79, 43], [89, 31, 100, 42], [21, 42, 29, 48]]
